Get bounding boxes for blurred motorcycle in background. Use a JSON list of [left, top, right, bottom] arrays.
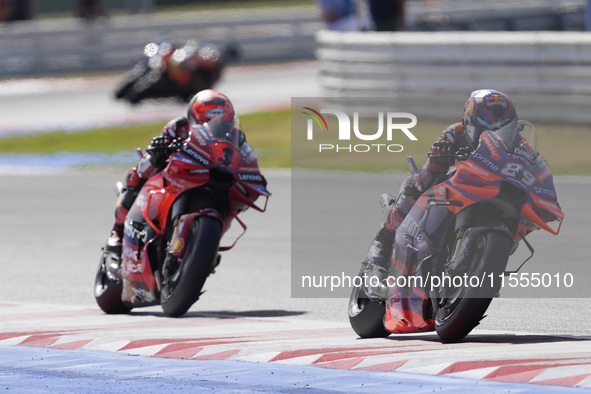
[[115, 40, 240, 105]]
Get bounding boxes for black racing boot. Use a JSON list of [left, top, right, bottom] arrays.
[[364, 226, 395, 300], [100, 223, 124, 281], [104, 223, 123, 256], [366, 226, 395, 269]]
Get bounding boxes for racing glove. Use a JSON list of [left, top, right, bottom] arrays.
[[168, 138, 185, 153], [455, 146, 473, 161], [428, 140, 455, 169], [147, 135, 172, 167]]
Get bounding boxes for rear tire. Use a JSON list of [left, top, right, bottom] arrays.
[[160, 216, 222, 317], [348, 266, 390, 338], [94, 253, 131, 314], [434, 231, 512, 342]]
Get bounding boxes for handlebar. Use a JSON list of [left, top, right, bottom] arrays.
[[427, 147, 473, 162], [146, 138, 185, 156]]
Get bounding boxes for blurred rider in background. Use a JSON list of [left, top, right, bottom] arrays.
[[115, 39, 239, 104], [103, 89, 238, 256], [165, 41, 227, 98], [365, 89, 518, 297]]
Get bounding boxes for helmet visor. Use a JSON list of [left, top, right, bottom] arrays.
[[465, 123, 484, 148]]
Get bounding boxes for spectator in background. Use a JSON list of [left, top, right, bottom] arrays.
[[76, 0, 109, 23], [3, 0, 33, 22], [127, 0, 154, 15], [368, 0, 406, 31], [318, 0, 360, 31], [0, 0, 6, 22]]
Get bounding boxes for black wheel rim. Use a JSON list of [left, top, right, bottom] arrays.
[[161, 256, 184, 301]]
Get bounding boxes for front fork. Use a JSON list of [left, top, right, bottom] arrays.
[[364, 261, 390, 301], [157, 211, 224, 296]]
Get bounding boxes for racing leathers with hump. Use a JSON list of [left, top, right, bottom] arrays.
[[365, 89, 519, 313], [104, 89, 243, 256]]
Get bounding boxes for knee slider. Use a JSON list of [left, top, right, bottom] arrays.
[[137, 155, 155, 179], [385, 207, 405, 231], [125, 167, 141, 188]]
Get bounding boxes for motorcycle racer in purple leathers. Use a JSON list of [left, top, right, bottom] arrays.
[[364, 89, 518, 298]]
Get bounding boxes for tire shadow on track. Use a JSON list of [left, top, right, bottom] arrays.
[[127, 309, 307, 319], [381, 333, 591, 345]]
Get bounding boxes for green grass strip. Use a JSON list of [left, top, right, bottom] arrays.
[[1, 109, 589, 174], [0, 110, 292, 169]]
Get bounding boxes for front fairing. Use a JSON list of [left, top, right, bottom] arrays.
[[182, 125, 271, 212], [392, 127, 563, 281], [449, 129, 563, 236]]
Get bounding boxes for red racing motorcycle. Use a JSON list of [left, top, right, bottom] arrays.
[[114, 40, 239, 105], [94, 118, 270, 317], [349, 120, 564, 342]]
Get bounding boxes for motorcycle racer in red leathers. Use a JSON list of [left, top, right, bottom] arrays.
[[365, 89, 519, 300], [104, 89, 239, 256]]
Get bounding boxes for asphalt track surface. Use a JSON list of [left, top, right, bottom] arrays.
[[0, 61, 320, 136], [1, 170, 590, 331], [1, 171, 591, 392], [1, 63, 591, 391]]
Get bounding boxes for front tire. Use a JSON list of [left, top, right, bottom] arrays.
[[348, 265, 390, 338], [94, 253, 131, 314], [115, 63, 148, 100], [434, 230, 512, 342], [126, 71, 163, 104], [160, 215, 222, 317]]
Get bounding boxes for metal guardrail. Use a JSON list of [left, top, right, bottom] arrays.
[[407, 0, 585, 31], [0, 1, 585, 78], [0, 6, 322, 76], [316, 30, 591, 123]]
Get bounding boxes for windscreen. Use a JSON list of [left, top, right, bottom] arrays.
[[493, 119, 539, 163], [203, 116, 240, 147], [493, 118, 519, 148]]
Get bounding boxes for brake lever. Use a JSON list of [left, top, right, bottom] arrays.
[[427, 153, 467, 159], [427, 152, 471, 161]]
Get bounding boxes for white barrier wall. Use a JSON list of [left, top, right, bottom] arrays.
[[316, 30, 591, 123], [0, 2, 584, 78]]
